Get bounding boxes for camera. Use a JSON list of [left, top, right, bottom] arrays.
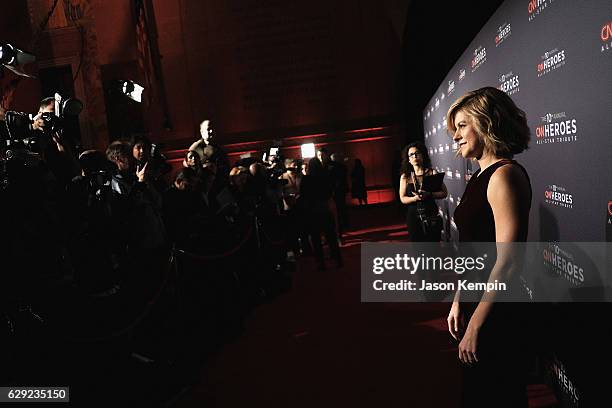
[[145, 143, 171, 177], [1, 93, 82, 150], [39, 111, 60, 135], [2, 110, 33, 146], [87, 170, 112, 191]]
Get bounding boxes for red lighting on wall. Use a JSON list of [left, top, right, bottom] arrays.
[[343, 136, 390, 144], [344, 127, 386, 134], [284, 132, 327, 141], [223, 140, 266, 149], [227, 150, 259, 157]]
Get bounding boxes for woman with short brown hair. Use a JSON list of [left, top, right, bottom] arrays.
[[447, 87, 532, 407]]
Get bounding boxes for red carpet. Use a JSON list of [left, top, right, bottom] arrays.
[[174, 204, 558, 408]]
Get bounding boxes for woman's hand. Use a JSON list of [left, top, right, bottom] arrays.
[[418, 190, 432, 199], [136, 161, 148, 183], [458, 324, 479, 364], [447, 301, 462, 340]]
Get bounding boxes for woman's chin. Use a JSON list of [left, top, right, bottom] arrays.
[[459, 149, 475, 159]]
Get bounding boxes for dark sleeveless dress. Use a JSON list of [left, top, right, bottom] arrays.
[[453, 159, 532, 408], [404, 169, 441, 242]]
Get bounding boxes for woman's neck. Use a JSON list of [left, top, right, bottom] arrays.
[[477, 151, 504, 175], [412, 164, 424, 175]]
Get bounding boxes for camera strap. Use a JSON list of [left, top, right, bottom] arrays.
[[411, 170, 424, 195]]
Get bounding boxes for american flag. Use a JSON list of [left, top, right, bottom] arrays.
[[134, 0, 153, 105]]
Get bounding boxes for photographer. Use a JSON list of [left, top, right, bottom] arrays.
[[162, 167, 210, 248], [105, 140, 167, 303], [258, 153, 290, 216], [64, 150, 120, 293], [263, 150, 284, 179], [300, 157, 342, 270], [130, 134, 171, 194], [32, 96, 79, 177], [189, 119, 230, 180], [105, 141, 165, 251], [0, 98, 77, 304], [279, 158, 311, 256], [30, 97, 80, 187], [330, 152, 349, 239]]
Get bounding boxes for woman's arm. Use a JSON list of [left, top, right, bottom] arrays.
[[458, 164, 529, 363], [399, 174, 420, 205]]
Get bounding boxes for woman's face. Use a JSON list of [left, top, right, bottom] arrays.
[[407, 147, 423, 167], [132, 143, 148, 162], [452, 110, 484, 159]]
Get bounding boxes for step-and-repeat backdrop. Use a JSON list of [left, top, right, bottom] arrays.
[[422, 1, 611, 406]]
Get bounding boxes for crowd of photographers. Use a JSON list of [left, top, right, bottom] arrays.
[[0, 98, 351, 403]]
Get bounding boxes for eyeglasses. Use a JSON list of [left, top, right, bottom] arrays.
[[408, 152, 422, 158]]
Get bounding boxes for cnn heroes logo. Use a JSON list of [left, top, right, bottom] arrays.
[[498, 71, 520, 96], [471, 46, 487, 73], [528, 0, 556, 22], [535, 111, 578, 145], [602, 20, 612, 53], [537, 48, 566, 77], [544, 184, 574, 209], [371, 253, 487, 275], [542, 243, 584, 285], [495, 22, 511, 47], [548, 358, 579, 405]]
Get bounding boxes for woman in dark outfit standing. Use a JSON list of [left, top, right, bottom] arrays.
[[350, 158, 367, 205], [399, 142, 447, 241], [299, 158, 342, 270], [446, 87, 532, 407]]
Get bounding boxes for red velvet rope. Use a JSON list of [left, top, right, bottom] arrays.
[[175, 223, 254, 261], [258, 222, 285, 246], [58, 252, 174, 342], [48, 218, 279, 342]]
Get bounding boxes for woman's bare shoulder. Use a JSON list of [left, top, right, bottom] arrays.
[[488, 162, 530, 196], [491, 162, 528, 181]]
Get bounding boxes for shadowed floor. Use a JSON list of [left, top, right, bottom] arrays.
[[174, 203, 558, 408]]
